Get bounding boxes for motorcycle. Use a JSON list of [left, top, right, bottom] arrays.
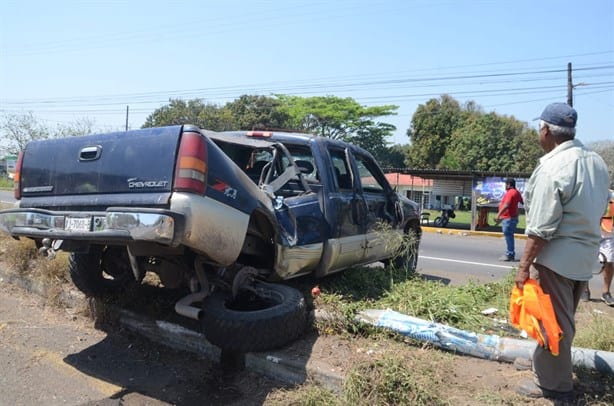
[[433, 207, 456, 227]]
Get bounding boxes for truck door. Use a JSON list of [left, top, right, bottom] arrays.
[[317, 148, 368, 274], [353, 152, 403, 263]]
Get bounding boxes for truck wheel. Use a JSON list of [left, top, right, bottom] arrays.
[[201, 282, 307, 352], [391, 228, 420, 273], [69, 246, 135, 297]]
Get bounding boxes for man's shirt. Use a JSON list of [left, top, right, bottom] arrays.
[[498, 188, 523, 218], [524, 139, 610, 280]]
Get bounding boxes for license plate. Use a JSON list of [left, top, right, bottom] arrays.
[[65, 217, 91, 232]]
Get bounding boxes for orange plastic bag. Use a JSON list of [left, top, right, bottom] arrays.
[[509, 279, 563, 356]]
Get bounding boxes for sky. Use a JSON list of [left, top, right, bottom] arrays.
[[1, 0, 613, 147]]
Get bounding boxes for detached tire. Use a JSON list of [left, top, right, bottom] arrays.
[[201, 282, 307, 353], [69, 246, 136, 297]]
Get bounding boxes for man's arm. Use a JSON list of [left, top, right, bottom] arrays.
[[515, 235, 547, 288], [496, 202, 509, 221]]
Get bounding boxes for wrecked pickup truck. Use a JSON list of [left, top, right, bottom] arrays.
[[0, 125, 422, 352]]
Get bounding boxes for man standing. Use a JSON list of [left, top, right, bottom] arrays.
[[584, 190, 614, 305], [496, 178, 524, 261], [514, 103, 610, 402]]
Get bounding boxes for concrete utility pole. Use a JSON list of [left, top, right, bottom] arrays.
[[567, 63, 573, 107], [125, 105, 129, 131]]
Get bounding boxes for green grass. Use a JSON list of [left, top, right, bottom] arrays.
[[0, 177, 13, 189]]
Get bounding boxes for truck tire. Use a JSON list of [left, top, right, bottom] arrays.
[[201, 282, 307, 352], [69, 246, 135, 297], [391, 228, 420, 273]]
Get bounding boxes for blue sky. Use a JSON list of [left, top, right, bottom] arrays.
[[1, 0, 613, 146]]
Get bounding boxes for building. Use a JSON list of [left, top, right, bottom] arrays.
[[384, 173, 433, 209], [384, 168, 531, 231]]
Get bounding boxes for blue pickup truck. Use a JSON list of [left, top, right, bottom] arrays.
[[0, 125, 422, 352]]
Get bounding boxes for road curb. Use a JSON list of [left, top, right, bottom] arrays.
[[104, 302, 343, 391], [421, 226, 528, 240]]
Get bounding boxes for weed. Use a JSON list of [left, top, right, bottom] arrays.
[[265, 381, 341, 405], [2, 238, 38, 275], [344, 354, 446, 405], [574, 312, 614, 352]]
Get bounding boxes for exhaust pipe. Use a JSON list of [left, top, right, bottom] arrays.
[[175, 291, 207, 320]]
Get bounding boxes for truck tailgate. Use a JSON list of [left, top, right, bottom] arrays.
[[20, 126, 182, 200]]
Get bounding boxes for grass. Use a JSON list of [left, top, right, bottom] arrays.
[[0, 177, 13, 189]]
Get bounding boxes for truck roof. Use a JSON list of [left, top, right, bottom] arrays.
[[213, 130, 315, 147]]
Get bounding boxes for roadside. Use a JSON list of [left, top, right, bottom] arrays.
[[0, 278, 292, 406], [0, 224, 614, 405], [2, 252, 613, 405]]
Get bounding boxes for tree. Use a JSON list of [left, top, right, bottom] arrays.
[[353, 121, 397, 164], [142, 99, 232, 130], [55, 117, 97, 137], [0, 112, 50, 154], [440, 113, 542, 172], [277, 95, 398, 141], [379, 144, 410, 169], [142, 95, 400, 159], [405, 95, 470, 169], [224, 95, 291, 130], [590, 140, 614, 189]]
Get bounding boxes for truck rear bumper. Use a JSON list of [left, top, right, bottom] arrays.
[[0, 207, 182, 245]]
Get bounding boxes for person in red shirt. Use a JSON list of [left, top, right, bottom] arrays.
[[496, 178, 524, 261]]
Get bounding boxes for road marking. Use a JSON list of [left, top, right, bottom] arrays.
[[420, 255, 516, 269]]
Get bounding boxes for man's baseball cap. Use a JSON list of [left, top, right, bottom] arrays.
[[538, 103, 577, 128]]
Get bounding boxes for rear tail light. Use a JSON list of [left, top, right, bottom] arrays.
[[13, 151, 24, 200], [174, 131, 207, 194]]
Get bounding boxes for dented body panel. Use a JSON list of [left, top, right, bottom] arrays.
[[0, 125, 422, 283]]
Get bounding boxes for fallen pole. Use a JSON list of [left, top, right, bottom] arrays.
[[356, 309, 614, 375]]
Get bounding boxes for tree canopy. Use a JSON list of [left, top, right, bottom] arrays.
[[142, 95, 399, 163], [0, 113, 96, 155], [405, 95, 543, 172]]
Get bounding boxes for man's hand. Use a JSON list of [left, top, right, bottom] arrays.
[[515, 263, 531, 289], [516, 235, 548, 289]]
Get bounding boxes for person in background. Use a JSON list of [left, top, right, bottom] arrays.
[[514, 103, 610, 402], [496, 178, 524, 261], [583, 189, 614, 306]]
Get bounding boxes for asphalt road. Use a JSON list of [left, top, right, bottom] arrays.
[[418, 230, 524, 285], [0, 189, 14, 205], [418, 230, 604, 293]]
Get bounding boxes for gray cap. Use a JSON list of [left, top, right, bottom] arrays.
[[539, 103, 577, 128]]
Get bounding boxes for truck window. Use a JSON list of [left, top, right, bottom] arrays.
[[355, 155, 385, 194], [329, 149, 352, 190], [284, 147, 319, 183]]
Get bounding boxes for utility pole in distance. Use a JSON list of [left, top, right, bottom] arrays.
[[567, 62, 573, 107], [125, 105, 129, 131]]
